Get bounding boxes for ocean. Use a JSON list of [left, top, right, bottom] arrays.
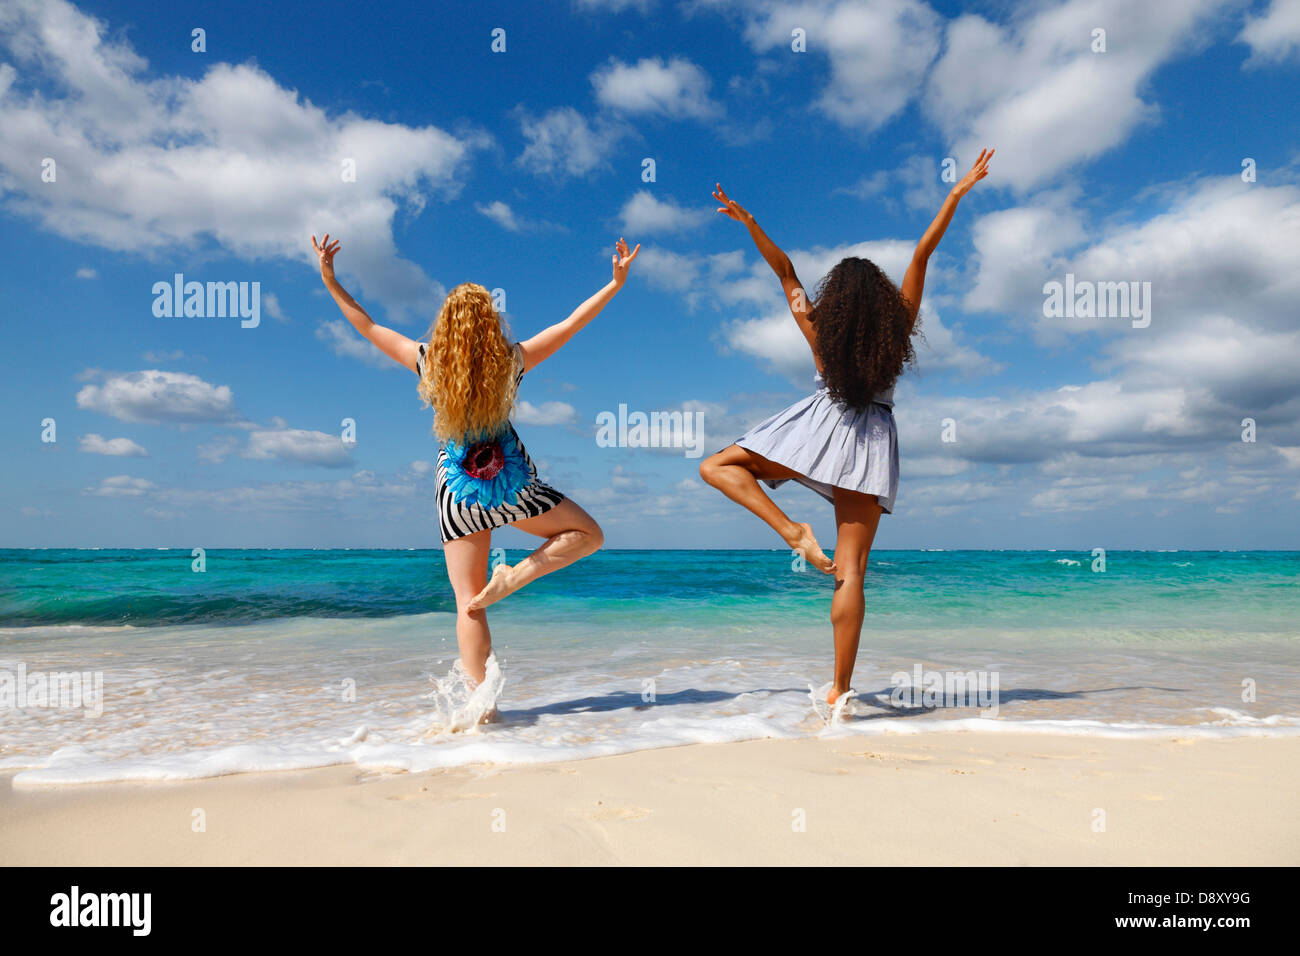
[[2, 549, 1298, 785]]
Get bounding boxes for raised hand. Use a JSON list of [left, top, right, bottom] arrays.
[[713, 184, 753, 224], [612, 236, 640, 286], [311, 233, 341, 280], [902, 147, 995, 330], [953, 148, 994, 197]]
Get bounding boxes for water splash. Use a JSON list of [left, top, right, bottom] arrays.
[[421, 654, 506, 737], [809, 681, 857, 726]]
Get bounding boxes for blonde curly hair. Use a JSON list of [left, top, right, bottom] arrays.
[[417, 283, 519, 443]]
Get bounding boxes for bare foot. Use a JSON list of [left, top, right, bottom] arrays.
[[467, 563, 515, 612], [825, 685, 856, 724], [785, 522, 835, 573]]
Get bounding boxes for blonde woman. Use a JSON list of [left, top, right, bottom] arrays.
[[311, 233, 640, 685]]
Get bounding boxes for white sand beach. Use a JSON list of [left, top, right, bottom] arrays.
[[3, 732, 1296, 866]]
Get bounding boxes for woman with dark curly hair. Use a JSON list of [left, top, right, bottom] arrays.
[[700, 149, 994, 710]]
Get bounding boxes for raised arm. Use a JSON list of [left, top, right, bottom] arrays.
[[517, 237, 639, 372], [312, 233, 420, 371], [713, 184, 817, 361], [900, 148, 994, 329]]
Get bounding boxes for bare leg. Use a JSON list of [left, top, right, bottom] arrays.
[[828, 487, 883, 704], [699, 444, 835, 573], [441, 529, 493, 685], [467, 498, 604, 611]]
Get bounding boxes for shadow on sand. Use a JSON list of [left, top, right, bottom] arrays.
[[495, 683, 1178, 727]]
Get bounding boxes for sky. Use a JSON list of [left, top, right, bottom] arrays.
[[1, 0, 1298, 550]]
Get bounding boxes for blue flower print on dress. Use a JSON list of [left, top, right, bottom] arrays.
[[443, 427, 530, 510]]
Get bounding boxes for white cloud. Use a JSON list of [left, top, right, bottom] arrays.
[[635, 246, 746, 309], [1028, 477, 1153, 514], [1239, 0, 1300, 65], [738, 0, 941, 130], [965, 177, 1300, 407], [924, 0, 1230, 189], [76, 370, 239, 424], [888, 369, 1298, 485], [84, 475, 156, 497], [1066, 179, 1300, 337], [141, 349, 188, 363], [0, 0, 477, 323], [591, 56, 720, 119], [618, 191, 711, 234], [911, 305, 999, 377], [836, 154, 945, 212], [263, 292, 287, 323], [963, 201, 1087, 315], [476, 200, 522, 232], [79, 433, 147, 457], [243, 427, 353, 467], [315, 319, 397, 369], [721, 310, 816, 383], [198, 434, 241, 465], [474, 199, 561, 233], [137, 470, 419, 513], [515, 400, 578, 426], [75, 266, 96, 279], [636, 246, 705, 294], [903, 455, 972, 478], [516, 107, 624, 178]]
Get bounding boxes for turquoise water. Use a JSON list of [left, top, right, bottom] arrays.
[[4, 549, 1298, 632], [1, 550, 1297, 784]]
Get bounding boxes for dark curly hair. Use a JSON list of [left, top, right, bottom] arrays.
[[810, 257, 918, 410]]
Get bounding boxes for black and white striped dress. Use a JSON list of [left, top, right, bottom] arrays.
[[415, 341, 565, 543]]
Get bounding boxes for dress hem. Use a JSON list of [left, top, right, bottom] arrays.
[[734, 442, 895, 515]]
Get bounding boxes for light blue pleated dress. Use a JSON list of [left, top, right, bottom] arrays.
[[733, 372, 899, 513]]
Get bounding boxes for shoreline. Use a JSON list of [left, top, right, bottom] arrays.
[[3, 731, 1296, 866]]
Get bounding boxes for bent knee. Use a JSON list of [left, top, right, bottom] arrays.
[[453, 591, 487, 616], [584, 523, 605, 553], [699, 455, 726, 486], [833, 559, 868, 582]]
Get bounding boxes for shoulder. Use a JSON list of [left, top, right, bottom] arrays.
[[414, 341, 426, 375]]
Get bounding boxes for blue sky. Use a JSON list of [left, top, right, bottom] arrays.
[[2, 0, 1298, 550]]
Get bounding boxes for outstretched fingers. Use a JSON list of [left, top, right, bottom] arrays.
[[713, 183, 740, 217], [312, 234, 341, 269], [614, 236, 640, 270]]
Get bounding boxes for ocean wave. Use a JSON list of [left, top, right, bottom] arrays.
[[10, 708, 1300, 787]]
